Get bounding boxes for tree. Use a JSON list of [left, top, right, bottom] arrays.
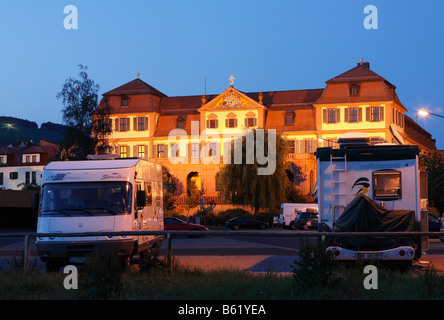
[[419, 151, 444, 215], [57, 65, 111, 160], [218, 129, 300, 214], [184, 180, 202, 219]]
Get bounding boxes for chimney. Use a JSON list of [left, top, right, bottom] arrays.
[[357, 59, 370, 69]]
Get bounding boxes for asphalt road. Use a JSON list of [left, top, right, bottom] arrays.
[[1, 229, 444, 273]]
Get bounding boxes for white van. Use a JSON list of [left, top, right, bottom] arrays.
[[36, 157, 164, 272], [278, 203, 318, 229]]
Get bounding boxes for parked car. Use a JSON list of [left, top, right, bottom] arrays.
[[164, 217, 209, 231], [294, 211, 318, 230], [226, 216, 268, 230], [303, 219, 318, 230]]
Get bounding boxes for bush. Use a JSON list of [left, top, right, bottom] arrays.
[[291, 239, 335, 290], [80, 249, 127, 299], [138, 247, 169, 274]]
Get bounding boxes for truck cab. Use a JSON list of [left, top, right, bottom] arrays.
[[36, 157, 164, 272]]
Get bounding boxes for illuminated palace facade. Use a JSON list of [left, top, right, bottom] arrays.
[[101, 61, 436, 201]]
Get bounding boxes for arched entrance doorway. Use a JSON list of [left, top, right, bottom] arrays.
[[187, 171, 201, 195]]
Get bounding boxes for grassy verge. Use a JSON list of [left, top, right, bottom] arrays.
[[2, 243, 444, 300], [1, 260, 444, 300]]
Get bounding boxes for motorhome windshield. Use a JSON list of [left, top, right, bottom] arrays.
[[41, 182, 132, 216]]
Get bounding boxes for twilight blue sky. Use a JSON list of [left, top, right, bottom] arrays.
[[1, 1, 444, 148]]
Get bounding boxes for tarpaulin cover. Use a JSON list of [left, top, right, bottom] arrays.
[[334, 195, 418, 251]]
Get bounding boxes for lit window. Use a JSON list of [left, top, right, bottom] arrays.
[[120, 146, 127, 158], [138, 145, 145, 158]]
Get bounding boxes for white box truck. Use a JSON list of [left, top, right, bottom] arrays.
[[316, 133, 428, 264], [278, 203, 318, 229], [36, 156, 164, 272]]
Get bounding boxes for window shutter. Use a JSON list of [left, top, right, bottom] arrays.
[[125, 146, 130, 158], [225, 119, 228, 127], [380, 106, 384, 121], [144, 145, 148, 159], [323, 109, 327, 123], [134, 118, 138, 131], [295, 140, 301, 153], [145, 117, 149, 131], [358, 108, 363, 122], [234, 119, 238, 127], [153, 144, 157, 158], [215, 119, 218, 128], [344, 108, 349, 122], [115, 118, 119, 132], [254, 118, 257, 126], [206, 120, 209, 128], [245, 118, 248, 127], [335, 108, 340, 123], [366, 107, 370, 122], [127, 117, 131, 131], [164, 144, 168, 158]]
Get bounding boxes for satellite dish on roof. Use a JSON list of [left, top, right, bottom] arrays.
[[389, 124, 405, 145]]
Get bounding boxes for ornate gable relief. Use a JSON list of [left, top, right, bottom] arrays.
[[199, 87, 265, 112], [216, 91, 246, 109]]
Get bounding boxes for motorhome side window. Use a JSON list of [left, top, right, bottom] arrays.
[[372, 170, 402, 200], [145, 182, 153, 206]]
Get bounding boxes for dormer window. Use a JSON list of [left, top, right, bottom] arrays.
[[349, 83, 360, 96], [284, 111, 295, 125], [176, 117, 185, 129], [22, 154, 40, 163], [0, 155, 6, 164], [121, 96, 129, 107]]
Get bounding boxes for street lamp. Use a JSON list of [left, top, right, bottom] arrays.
[[418, 109, 444, 119]]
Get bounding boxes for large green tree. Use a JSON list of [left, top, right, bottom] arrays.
[[419, 151, 444, 215], [57, 65, 111, 160], [218, 129, 303, 214]]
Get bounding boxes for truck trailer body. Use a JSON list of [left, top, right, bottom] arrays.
[[316, 133, 428, 261]]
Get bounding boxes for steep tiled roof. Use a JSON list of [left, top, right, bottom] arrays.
[[103, 78, 166, 97], [326, 64, 387, 83], [265, 108, 316, 132]]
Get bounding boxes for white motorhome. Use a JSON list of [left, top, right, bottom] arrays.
[[278, 203, 318, 229], [316, 133, 428, 263], [36, 156, 164, 272]]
